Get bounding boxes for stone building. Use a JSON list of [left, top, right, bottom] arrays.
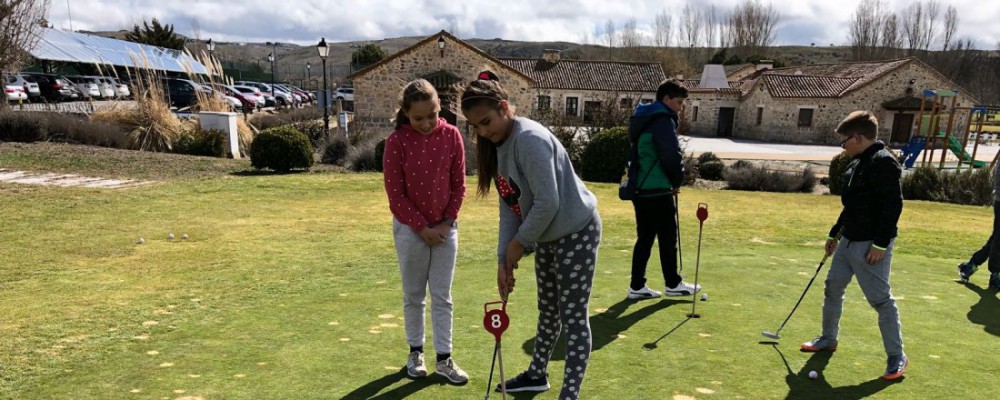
[[347, 31, 665, 131], [683, 58, 980, 145]]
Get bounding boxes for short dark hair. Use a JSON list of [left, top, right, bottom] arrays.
[[656, 79, 688, 102], [835, 110, 879, 139]]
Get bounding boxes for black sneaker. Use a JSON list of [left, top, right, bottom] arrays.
[[496, 371, 549, 393], [990, 272, 1000, 290], [958, 262, 978, 282]]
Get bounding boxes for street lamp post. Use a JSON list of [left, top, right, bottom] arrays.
[[267, 52, 275, 99], [206, 39, 216, 77], [318, 38, 329, 132], [306, 62, 311, 89]]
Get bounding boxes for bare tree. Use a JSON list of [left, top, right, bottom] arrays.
[[901, 1, 942, 54], [703, 4, 718, 50], [604, 19, 617, 59], [848, 0, 904, 61], [726, 0, 781, 59], [653, 10, 673, 47], [0, 0, 50, 79], [881, 13, 902, 57], [679, 0, 702, 55], [942, 5, 957, 51], [921, 0, 940, 51], [619, 17, 643, 49]]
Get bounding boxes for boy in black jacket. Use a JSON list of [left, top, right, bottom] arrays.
[[800, 110, 907, 381]]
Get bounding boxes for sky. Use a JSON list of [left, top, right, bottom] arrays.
[[47, 0, 1000, 49]]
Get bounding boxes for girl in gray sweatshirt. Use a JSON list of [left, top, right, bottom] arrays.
[[461, 76, 600, 399]]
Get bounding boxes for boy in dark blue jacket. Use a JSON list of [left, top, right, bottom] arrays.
[[800, 110, 907, 381], [625, 80, 699, 300]]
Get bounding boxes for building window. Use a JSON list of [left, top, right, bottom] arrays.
[[692, 106, 699, 122], [639, 98, 653, 105], [798, 108, 814, 127], [566, 97, 578, 117], [537, 95, 551, 110], [756, 107, 764, 126], [619, 98, 633, 109]]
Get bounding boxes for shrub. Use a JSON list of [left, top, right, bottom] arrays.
[[731, 159, 754, 170], [828, 151, 854, 195], [292, 120, 331, 149], [0, 111, 49, 142], [347, 138, 382, 172], [321, 136, 349, 165], [175, 129, 226, 157], [726, 165, 816, 193], [697, 152, 721, 165], [682, 152, 698, 185], [249, 107, 323, 130], [902, 166, 993, 205], [699, 160, 726, 181], [580, 127, 629, 183], [249, 126, 314, 172]]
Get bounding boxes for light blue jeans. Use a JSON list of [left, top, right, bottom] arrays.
[[822, 238, 904, 357], [392, 219, 457, 354]]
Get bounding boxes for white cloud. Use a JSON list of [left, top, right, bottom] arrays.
[[50, 0, 1000, 48]]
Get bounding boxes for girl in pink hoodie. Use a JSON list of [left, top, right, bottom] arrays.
[[382, 78, 468, 384]]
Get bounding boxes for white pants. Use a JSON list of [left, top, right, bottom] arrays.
[[392, 219, 458, 354]]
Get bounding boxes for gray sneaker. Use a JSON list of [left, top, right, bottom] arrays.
[[435, 358, 469, 384], [406, 351, 427, 378], [800, 336, 838, 352]]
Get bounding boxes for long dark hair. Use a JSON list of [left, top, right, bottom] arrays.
[[393, 79, 438, 129], [460, 78, 510, 197]]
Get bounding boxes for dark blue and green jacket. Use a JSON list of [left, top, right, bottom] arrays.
[[626, 101, 684, 198]]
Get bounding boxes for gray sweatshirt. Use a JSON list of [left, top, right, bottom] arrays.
[[495, 117, 598, 263]]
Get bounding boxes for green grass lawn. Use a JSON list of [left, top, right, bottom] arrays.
[[1, 145, 999, 399]]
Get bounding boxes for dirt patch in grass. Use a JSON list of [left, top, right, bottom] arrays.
[[0, 142, 341, 181]]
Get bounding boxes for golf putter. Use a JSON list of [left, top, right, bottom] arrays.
[[688, 203, 708, 318], [762, 230, 844, 340], [484, 301, 510, 400]]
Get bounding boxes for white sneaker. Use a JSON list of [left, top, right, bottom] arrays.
[[406, 351, 427, 378], [627, 286, 662, 299], [436, 358, 469, 384], [665, 281, 701, 296]]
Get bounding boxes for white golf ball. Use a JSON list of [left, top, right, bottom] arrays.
[[809, 370, 818, 379], [700, 293, 708, 301], [136, 238, 144, 244], [167, 233, 175, 240], [181, 234, 189, 240]]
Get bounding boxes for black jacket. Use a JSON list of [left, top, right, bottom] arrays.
[[828, 141, 903, 248]]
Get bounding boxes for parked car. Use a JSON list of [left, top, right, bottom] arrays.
[[21, 72, 75, 102], [233, 85, 269, 108], [334, 87, 354, 101], [236, 81, 292, 107], [65, 76, 101, 100], [208, 83, 256, 113], [161, 77, 208, 109], [5, 73, 41, 100], [101, 76, 131, 98], [5, 84, 27, 102]]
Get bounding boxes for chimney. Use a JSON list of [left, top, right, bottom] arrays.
[[676, 74, 684, 80], [755, 59, 774, 71], [542, 49, 561, 63]]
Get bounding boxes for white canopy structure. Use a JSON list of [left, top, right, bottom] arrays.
[[29, 28, 208, 74]]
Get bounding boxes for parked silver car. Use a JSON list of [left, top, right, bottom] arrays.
[[5, 73, 41, 100]]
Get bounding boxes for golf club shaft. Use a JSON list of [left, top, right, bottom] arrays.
[[485, 342, 498, 399], [498, 342, 507, 400], [772, 253, 830, 335]]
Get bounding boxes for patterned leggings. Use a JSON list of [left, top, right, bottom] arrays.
[[526, 215, 601, 400]]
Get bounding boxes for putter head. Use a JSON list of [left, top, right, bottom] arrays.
[[761, 331, 781, 340], [687, 313, 701, 318]]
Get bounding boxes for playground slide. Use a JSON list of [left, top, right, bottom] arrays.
[[946, 136, 987, 168], [900, 136, 925, 169]]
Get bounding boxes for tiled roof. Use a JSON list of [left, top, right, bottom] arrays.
[[763, 75, 860, 98], [760, 58, 912, 97], [499, 58, 665, 92], [679, 79, 744, 94]]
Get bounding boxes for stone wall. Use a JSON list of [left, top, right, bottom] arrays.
[[689, 60, 979, 144], [524, 88, 655, 121], [682, 90, 742, 137], [352, 35, 533, 133]]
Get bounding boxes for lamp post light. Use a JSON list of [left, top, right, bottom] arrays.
[[437, 36, 445, 57], [267, 52, 275, 99], [306, 62, 311, 89], [206, 39, 216, 76], [317, 38, 330, 132]]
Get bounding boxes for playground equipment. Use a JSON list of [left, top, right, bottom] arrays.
[[899, 89, 998, 170]]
